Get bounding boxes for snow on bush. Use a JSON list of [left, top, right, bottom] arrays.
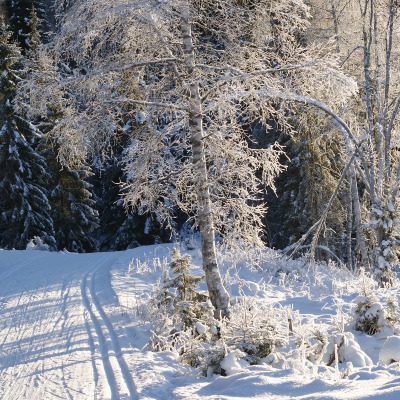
[[379, 336, 400, 365], [352, 268, 400, 336], [26, 236, 50, 251], [353, 296, 385, 335], [322, 332, 373, 368], [146, 249, 291, 376], [195, 321, 208, 335], [353, 294, 400, 336], [220, 350, 249, 375], [132, 245, 400, 381]]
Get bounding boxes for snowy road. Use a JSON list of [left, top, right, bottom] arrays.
[[0, 250, 140, 400]]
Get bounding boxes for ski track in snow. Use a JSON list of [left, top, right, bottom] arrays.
[[0, 251, 139, 400], [80, 269, 138, 400]]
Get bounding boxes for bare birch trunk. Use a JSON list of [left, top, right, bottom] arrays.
[[181, 5, 230, 318]]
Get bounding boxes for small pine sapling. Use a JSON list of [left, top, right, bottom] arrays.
[[149, 248, 215, 354], [352, 293, 400, 336], [354, 296, 382, 335], [165, 248, 210, 329], [169, 248, 205, 303]]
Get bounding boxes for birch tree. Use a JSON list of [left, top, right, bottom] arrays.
[[304, 0, 400, 283], [27, 0, 357, 316]]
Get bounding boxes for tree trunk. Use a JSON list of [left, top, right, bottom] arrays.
[[350, 168, 369, 270], [330, 0, 340, 54], [346, 177, 353, 270], [181, 5, 230, 318]]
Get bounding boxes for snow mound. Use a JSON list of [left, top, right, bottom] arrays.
[[323, 333, 373, 368], [379, 336, 400, 365], [26, 236, 50, 251], [220, 350, 249, 376]]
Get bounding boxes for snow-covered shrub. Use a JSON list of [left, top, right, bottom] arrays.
[[353, 296, 385, 335], [322, 332, 373, 368], [220, 350, 249, 375], [26, 236, 50, 251], [379, 336, 400, 365], [385, 295, 400, 328], [180, 336, 226, 376], [351, 268, 400, 335], [353, 294, 400, 335], [177, 299, 288, 376], [221, 298, 287, 365], [147, 250, 289, 376], [296, 328, 328, 365]]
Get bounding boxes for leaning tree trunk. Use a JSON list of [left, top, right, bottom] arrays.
[[181, 5, 230, 318]]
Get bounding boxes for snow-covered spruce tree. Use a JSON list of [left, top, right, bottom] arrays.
[[37, 89, 99, 253], [41, 121, 99, 253], [48, 160, 99, 252], [0, 18, 56, 250], [304, 0, 400, 284], [13, 11, 99, 253], [34, 0, 356, 317], [38, 113, 100, 253], [6, 0, 49, 51]]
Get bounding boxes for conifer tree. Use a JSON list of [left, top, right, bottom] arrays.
[[6, 0, 48, 50], [49, 160, 99, 252], [16, 10, 100, 253], [0, 18, 56, 250], [93, 158, 147, 251], [35, 85, 100, 253], [168, 248, 204, 303]]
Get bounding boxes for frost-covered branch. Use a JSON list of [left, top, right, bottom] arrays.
[[107, 97, 188, 112]]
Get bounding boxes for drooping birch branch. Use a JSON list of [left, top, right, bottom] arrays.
[[286, 149, 359, 261], [107, 97, 188, 112]]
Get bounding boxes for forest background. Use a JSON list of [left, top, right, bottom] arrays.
[[1, 0, 400, 289]]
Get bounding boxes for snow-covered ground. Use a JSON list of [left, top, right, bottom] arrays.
[[1, 244, 400, 399]]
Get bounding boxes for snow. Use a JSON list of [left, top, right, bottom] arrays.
[[333, 332, 373, 368], [195, 321, 208, 335], [387, 202, 395, 213], [1, 244, 400, 399], [220, 351, 247, 376], [379, 336, 400, 365]]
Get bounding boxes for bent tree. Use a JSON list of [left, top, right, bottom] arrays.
[[31, 0, 356, 316], [304, 0, 400, 284]]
